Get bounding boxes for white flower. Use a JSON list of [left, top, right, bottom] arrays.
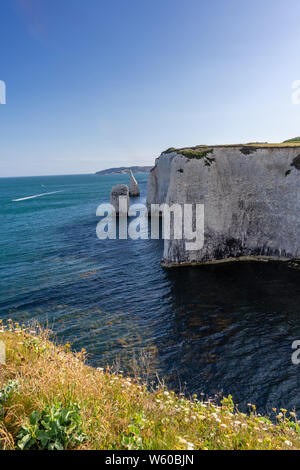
[[284, 440, 292, 447], [177, 437, 194, 450]]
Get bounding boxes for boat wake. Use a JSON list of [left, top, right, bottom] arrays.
[[12, 191, 63, 202]]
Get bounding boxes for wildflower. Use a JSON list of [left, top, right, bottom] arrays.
[[284, 440, 292, 447], [220, 423, 227, 429], [177, 437, 194, 450]]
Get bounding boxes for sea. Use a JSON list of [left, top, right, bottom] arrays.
[[1, 173, 300, 414]]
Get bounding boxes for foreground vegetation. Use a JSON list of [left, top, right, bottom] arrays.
[[0, 321, 300, 450]]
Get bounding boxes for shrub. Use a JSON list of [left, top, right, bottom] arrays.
[[179, 148, 214, 160]]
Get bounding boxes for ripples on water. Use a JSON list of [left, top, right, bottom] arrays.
[[1, 174, 300, 414]]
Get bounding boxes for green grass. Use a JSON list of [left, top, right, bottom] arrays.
[[283, 137, 300, 143], [0, 321, 300, 450]]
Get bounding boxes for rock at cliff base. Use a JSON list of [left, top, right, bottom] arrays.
[[110, 184, 129, 215], [129, 170, 140, 197]]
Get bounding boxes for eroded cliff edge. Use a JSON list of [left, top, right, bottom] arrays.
[[146, 144, 300, 266]]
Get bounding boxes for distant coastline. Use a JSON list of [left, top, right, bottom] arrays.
[[95, 166, 152, 175]]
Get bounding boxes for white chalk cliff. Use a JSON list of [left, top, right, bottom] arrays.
[[146, 145, 300, 266]]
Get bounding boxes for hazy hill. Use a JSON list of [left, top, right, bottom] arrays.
[[95, 166, 152, 175]]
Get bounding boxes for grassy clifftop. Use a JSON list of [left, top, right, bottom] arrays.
[[0, 322, 300, 450], [162, 142, 300, 155]]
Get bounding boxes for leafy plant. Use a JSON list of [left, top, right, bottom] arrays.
[[17, 402, 85, 450], [23, 336, 47, 355], [0, 380, 19, 416], [120, 412, 148, 450], [221, 395, 234, 413]]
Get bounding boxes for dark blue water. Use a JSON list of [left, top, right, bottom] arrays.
[[1, 174, 300, 414]]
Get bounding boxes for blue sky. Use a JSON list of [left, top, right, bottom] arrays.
[[1, 0, 300, 176]]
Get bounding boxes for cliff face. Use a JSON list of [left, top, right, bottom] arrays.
[[146, 145, 300, 266]]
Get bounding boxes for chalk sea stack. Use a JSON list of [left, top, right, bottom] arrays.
[[146, 144, 300, 266], [129, 170, 140, 197], [110, 184, 129, 215]]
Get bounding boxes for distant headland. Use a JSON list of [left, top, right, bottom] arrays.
[[95, 166, 152, 175]]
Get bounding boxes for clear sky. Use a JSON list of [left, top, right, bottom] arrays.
[[1, 0, 300, 176]]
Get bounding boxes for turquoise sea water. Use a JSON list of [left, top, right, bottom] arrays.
[[1, 173, 300, 414]]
